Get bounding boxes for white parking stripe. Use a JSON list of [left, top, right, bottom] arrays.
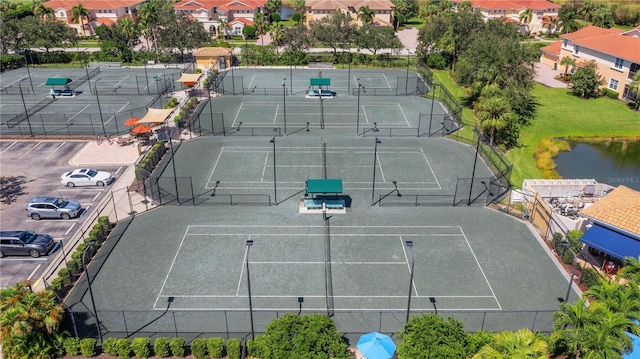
[[64, 223, 76, 236], [18, 142, 42, 160], [27, 264, 42, 280], [1, 141, 17, 154]]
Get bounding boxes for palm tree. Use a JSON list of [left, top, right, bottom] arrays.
[[585, 279, 640, 323], [254, 12, 267, 45], [620, 256, 640, 282], [292, 0, 305, 15], [560, 56, 576, 78], [118, 17, 139, 61], [591, 4, 614, 28], [552, 298, 602, 359], [474, 94, 513, 146], [72, 3, 90, 36], [357, 5, 375, 24], [579, 304, 636, 358], [135, 0, 160, 57], [269, 22, 285, 52], [0, 283, 64, 359], [557, 9, 581, 34], [32, 0, 54, 21], [518, 8, 534, 36], [472, 328, 548, 358], [217, 18, 230, 39]]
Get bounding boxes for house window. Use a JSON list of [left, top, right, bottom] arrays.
[[614, 57, 624, 69], [125, 7, 129, 13], [609, 78, 619, 91], [563, 39, 568, 47], [574, 45, 579, 55]]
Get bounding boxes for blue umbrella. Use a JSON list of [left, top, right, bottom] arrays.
[[357, 332, 396, 359]]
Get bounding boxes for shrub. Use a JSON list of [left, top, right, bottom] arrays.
[[131, 337, 151, 358], [195, 68, 202, 74], [102, 337, 119, 356], [291, 12, 302, 23], [551, 232, 563, 252], [67, 257, 81, 275], [561, 248, 575, 264], [116, 338, 132, 359], [154, 338, 171, 358], [170, 337, 186, 357], [63, 337, 81, 356], [207, 337, 225, 358], [581, 267, 601, 287], [270, 13, 281, 22], [426, 52, 448, 70], [49, 277, 66, 292], [227, 338, 241, 359], [190, 338, 208, 359], [602, 88, 619, 99], [80, 338, 97, 357]]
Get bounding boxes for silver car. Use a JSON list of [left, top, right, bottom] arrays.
[[26, 197, 82, 220], [0, 230, 57, 258], [60, 168, 114, 187]]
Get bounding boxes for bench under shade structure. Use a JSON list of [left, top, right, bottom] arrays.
[[300, 179, 346, 214], [47, 77, 73, 97], [306, 78, 335, 98]]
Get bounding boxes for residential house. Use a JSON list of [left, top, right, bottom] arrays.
[[579, 185, 640, 270], [452, 0, 559, 35], [556, 25, 640, 100], [44, 0, 144, 35], [304, 0, 395, 27], [173, 0, 265, 37]]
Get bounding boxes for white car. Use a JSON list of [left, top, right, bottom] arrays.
[[60, 168, 114, 187]]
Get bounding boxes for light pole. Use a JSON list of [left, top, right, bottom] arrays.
[[18, 77, 34, 137], [282, 76, 287, 135], [22, 51, 34, 93], [143, 62, 150, 94], [245, 37, 249, 68], [562, 242, 578, 303], [94, 78, 106, 136], [230, 49, 236, 95], [467, 129, 482, 206], [82, 241, 103, 344], [289, 47, 293, 94], [405, 240, 415, 324], [405, 49, 411, 95], [270, 132, 277, 205], [371, 137, 381, 205], [347, 49, 352, 95], [245, 240, 255, 340], [356, 79, 364, 136]]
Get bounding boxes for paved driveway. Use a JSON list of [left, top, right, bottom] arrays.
[[535, 62, 568, 88]]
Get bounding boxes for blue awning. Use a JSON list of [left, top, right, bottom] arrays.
[[580, 224, 640, 261]]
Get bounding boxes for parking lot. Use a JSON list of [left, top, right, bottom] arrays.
[[0, 140, 127, 287]]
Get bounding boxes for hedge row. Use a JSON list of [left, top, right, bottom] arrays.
[[174, 97, 198, 127], [49, 216, 112, 294], [62, 336, 237, 358], [135, 142, 167, 181]]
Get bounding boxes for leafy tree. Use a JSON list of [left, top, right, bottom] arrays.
[[252, 314, 349, 359], [0, 282, 65, 359], [592, 3, 615, 28], [242, 25, 256, 39], [578, 0, 598, 21], [264, 0, 282, 17], [472, 328, 548, 358], [354, 23, 402, 56], [397, 313, 471, 359], [570, 59, 604, 98], [292, 0, 306, 14], [392, 0, 419, 25], [72, 3, 90, 35], [357, 5, 376, 24], [158, 13, 209, 61], [20, 16, 76, 53], [560, 56, 576, 78], [309, 10, 357, 56], [519, 8, 534, 36]]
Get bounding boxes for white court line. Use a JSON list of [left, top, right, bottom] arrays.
[[186, 232, 460, 237], [19, 142, 41, 160], [261, 153, 268, 182], [105, 102, 130, 126], [362, 105, 369, 124], [248, 261, 406, 265], [381, 73, 391, 88], [154, 229, 191, 309], [240, 102, 403, 106], [460, 226, 502, 310], [154, 306, 502, 312], [232, 102, 244, 128], [235, 235, 251, 297], [247, 73, 257, 89], [397, 103, 411, 127], [206, 147, 225, 186], [400, 235, 419, 297], [420, 147, 442, 190], [1, 142, 18, 154], [114, 75, 131, 87], [273, 105, 279, 123], [188, 224, 462, 228], [66, 105, 92, 124], [45, 142, 66, 160], [377, 152, 386, 183]]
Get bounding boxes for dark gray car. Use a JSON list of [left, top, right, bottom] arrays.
[[26, 197, 82, 220], [0, 230, 57, 258]]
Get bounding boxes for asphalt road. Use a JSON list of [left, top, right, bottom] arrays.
[[0, 140, 128, 288]]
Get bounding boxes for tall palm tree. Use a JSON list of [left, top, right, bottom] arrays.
[[579, 304, 635, 358], [474, 95, 513, 146], [472, 328, 548, 358], [557, 9, 581, 34], [135, 0, 160, 57], [292, 0, 305, 15], [560, 56, 576, 78], [118, 17, 139, 61], [552, 298, 601, 359], [72, 3, 91, 36], [585, 279, 640, 323], [357, 5, 375, 24], [518, 8, 534, 36], [254, 12, 267, 45], [269, 22, 285, 52], [217, 18, 230, 39], [32, 0, 54, 21], [620, 256, 640, 282]]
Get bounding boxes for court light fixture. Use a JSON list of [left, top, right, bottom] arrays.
[[270, 134, 277, 205], [371, 137, 382, 205], [94, 78, 107, 137], [282, 76, 287, 135], [405, 240, 415, 324], [356, 78, 365, 136]]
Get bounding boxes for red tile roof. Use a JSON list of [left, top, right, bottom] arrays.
[[218, 0, 266, 11], [581, 186, 640, 236], [306, 0, 395, 11], [540, 40, 561, 56], [453, 0, 558, 11], [173, 0, 266, 11], [562, 25, 640, 63], [45, 0, 143, 11], [230, 17, 253, 26]]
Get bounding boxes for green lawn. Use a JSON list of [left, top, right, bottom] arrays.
[[431, 70, 640, 187]]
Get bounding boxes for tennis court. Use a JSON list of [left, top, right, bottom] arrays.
[[0, 66, 182, 136]]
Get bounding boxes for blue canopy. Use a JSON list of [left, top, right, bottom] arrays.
[[580, 224, 640, 261], [357, 332, 395, 359], [623, 332, 640, 359]]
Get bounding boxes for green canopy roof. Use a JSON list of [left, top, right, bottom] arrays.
[[307, 179, 343, 194], [45, 78, 72, 86], [310, 78, 330, 86]]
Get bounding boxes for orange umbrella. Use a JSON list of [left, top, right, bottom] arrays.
[[124, 117, 139, 127], [131, 124, 152, 134]]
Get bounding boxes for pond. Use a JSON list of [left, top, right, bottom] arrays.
[[554, 141, 640, 191]]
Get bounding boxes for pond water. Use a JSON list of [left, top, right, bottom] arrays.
[[554, 141, 640, 191]]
